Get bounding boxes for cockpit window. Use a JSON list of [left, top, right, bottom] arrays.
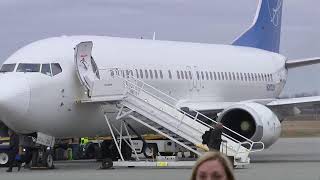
[[16, 63, 40, 72], [0, 63, 16, 72], [51, 63, 62, 76], [41, 64, 52, 76]]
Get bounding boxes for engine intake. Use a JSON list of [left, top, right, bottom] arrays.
[[217, 102, 281, 148]]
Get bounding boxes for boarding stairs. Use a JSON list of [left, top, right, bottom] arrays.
[[74, 41, 265, 167]]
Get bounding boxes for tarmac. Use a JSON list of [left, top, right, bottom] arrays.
[[1, 137, 320, 180]]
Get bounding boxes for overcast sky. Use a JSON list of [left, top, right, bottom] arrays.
[[0, 0, 319, 96]]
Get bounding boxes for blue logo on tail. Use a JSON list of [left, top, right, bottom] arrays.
[[232, 0, 283, 53], [268, 0, 282, 27]]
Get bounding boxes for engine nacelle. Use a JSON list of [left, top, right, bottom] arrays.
[[217, 102, 281, 148]]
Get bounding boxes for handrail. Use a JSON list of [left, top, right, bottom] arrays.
[[121, 72, 263, 153], [98, 68, 265, 153]]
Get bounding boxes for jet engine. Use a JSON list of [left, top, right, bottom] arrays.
[[217, 102, 281, 148]]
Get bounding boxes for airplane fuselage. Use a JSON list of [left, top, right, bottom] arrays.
[[0, 36, 287, 138]]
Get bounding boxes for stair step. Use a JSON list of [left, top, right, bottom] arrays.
[[119, 83, 255, 166]]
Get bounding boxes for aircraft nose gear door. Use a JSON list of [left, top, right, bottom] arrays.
[[75, 41, 100, 95]]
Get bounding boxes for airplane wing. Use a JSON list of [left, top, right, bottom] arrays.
[[264, 96, 320, 118], [178, 96, 320, 120], [286, 57, 320, 69], [266, 96, 320, 106]]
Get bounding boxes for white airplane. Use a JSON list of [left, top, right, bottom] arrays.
[[0, 0, 320, 153]]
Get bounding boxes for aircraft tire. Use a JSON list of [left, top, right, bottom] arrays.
[[0, 151, 9, 166], [100, 158, 113, 169], [142, 143, 158, 159], [42, 151, 54, 169]]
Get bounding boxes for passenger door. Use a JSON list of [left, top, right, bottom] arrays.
[[75, 41, 100, 92]]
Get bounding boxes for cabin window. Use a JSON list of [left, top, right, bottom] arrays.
[[149, 70, 153, 79], [232, 72, 235, 80], [184, 71, 188, 80], [205, 71, 209, 80], [126, 70, 130, 78], [271, 74, 273, 81], [51, 63, 62, 76], [159, 70, 163, 79], [180, 70, 184, 79], [244, 73, 247, 81], [269, 74, 271, 81], [168, 70, 172, 79], [17, 63, 40, 72], [176, 71, 180, 79], [41, 64, 52, 76], [110, 70, 115, 77], [214, 72, 217, 80], [0, 63, 16, 72], [225, 72, 228, 80], [217, 72, 221, 80], [269, 74, 272, 81], [240, 73, 243, 81], [154, 70, 158, 79], [196, 71, 200, 80], [139, 69, 143, 78], [135, 69, 139, 78], [209, 72, 213, 80], [188, 71, 192, 80], [145, 69, 148, 79], [236, 72, 239, 80], [115, 69, 120, 76], [201, 71, 204, 80]]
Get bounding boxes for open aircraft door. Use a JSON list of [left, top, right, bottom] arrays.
[[74, 41, 100, 95]]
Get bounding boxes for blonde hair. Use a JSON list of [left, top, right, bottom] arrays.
[[190, 152, 235, 180]]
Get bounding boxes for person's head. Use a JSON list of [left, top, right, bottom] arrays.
[[215, 122, 223, 129], [190, 152, 235, 180]]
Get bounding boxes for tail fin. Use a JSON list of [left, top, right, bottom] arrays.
[[232, 0, 283, 53]]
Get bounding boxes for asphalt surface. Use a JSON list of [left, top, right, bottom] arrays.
[[1, 138, 320, 180]]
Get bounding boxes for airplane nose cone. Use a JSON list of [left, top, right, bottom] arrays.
[[0, 75, 30, 129]]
